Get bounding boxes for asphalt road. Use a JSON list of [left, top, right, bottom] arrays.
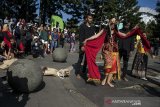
[[0, 45, 160, 107]]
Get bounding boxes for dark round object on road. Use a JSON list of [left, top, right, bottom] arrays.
[[7, 59, 43, 93], [52, 48, 67, 62]]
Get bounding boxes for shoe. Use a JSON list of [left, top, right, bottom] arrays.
[[122, 77, 128, 81], [141, 77, 147, 81]]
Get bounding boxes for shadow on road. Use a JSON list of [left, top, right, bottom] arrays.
[[0, 77, 29, 107], [140, 84, 160, 97], [147, 67, 160, 73], [154, 61, 160, 64]]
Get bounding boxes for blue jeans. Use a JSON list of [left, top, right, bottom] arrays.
[[51, 41, 58, 48]]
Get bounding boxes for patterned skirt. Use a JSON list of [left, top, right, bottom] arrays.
[[102, 51, 121, 80], [132, 52, 148, 78]]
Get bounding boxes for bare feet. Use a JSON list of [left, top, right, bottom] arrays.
[[107, 82, 114, 87], [101, 79, 106, 86]]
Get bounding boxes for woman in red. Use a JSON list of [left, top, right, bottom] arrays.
[[2, 24, 12, 59], [83, 18, 151, 85], [83, 18, 121, 86]]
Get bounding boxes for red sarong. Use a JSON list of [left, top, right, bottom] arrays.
[[84, 31, 106, 81]]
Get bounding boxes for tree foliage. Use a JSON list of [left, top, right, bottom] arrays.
[[63, 0, 141, 28], [40, 0, 63, 24], [0, 0, 142, 28], [0, 0, 38, 22], [154, 1, 160, 37]]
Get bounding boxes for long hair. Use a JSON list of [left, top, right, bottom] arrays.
[[104, 23, 118, 43]]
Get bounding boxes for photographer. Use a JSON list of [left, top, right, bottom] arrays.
[[10, 37, 18, 58], [0, 41, 7, 62], [31, 36, 44, 58]]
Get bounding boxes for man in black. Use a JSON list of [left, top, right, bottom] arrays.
[[76, 14, 96, 79], [118, 21, 135, 81], [153, 37, 159, 56]]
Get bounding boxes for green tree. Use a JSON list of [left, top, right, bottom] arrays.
[[40, 0, 64, 24], [99, 0, 141, 28], [62, 0, 85, 27], [63, 0, 141, 29], [145, 20, 156, 38], [154, 1, 160, 37], [0, 0, 37, 22]]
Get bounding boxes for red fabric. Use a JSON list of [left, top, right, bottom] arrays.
[[116, 28, 151, 52], [84, 31, 106, 80], [19, 41, 25, 51], [105, 55, 117, 73], [3, 31, 12, 48], [84, 28, 151, 80]]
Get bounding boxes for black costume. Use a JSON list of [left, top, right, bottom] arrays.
[[117, 28, 135, 78]]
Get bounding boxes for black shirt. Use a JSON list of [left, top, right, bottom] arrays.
[[117, 28, 135, 53], [79, 23, 95, 46]]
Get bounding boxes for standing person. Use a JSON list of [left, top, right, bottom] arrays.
[[51, 28, 59, 53], [70, 32, 76, 52], [153, 37, 159, 56], [117, 21, 135, 81], [25, 27, 33, 55], [101, 18, 121, 87], [4, 16, 9, 24], [8, 18, 14, 34], [60, 31, 65, 48], [101, 37, 120, 87], [132, 33, 154, 80], [76, 14, 96, 79], [40, 25, 48, 55]]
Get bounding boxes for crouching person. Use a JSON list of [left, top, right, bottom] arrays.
[[10, 37, 24, 58], [31, 36, 44, 58], [0, 41, 7, 61]]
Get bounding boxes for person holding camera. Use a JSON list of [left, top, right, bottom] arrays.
[[31, 36, 44, 58]]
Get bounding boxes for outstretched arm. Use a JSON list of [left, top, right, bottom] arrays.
[[83, 29, 104, 44], [116, 25, 139, 38], [117, 31, 126, 37]]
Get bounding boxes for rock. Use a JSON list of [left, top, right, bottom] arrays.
[[52, 48, 67, 62], [7, 59, 43, 93]]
